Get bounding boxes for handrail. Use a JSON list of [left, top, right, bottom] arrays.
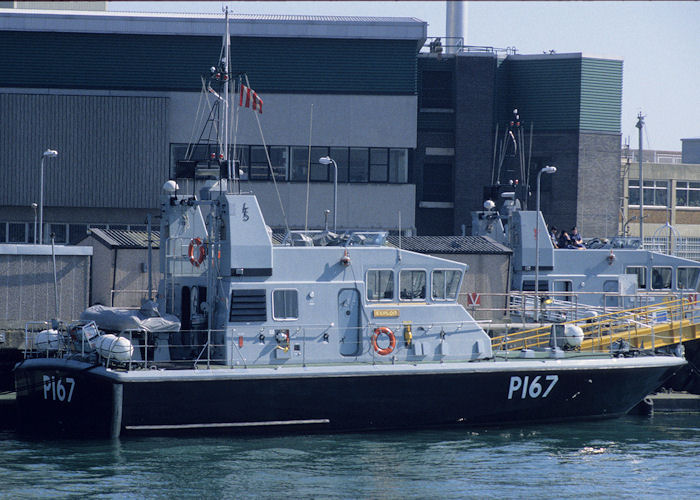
[[491, 297, 699, 352]]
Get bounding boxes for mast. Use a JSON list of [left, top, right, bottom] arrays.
[[636, 112, 644, 246], [223, 7, 231, 186]]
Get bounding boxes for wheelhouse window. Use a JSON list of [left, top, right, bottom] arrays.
[[366, 270, 394, 301], [432, 270, 461, 300], [400, 270, 426, 301], [272, 289, 298, 320], [677, 267, 700, 290], [651, 267, 672, 290], [626, 266, 647, 289]]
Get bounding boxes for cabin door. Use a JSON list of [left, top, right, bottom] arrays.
[[338, 289, 361, 356]]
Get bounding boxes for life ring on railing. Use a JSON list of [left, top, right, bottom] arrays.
[[188, 237, 207, 267], [372, 327, 396, 356]]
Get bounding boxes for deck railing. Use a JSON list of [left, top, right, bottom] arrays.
[[491, 297, 700, 353]]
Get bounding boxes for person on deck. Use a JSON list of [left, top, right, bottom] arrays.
[[558, 230, 572, 249], [549, 226, 559, 248], [570, 227, 585, 249]]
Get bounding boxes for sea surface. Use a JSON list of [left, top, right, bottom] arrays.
[[0, 414, 698, 499]]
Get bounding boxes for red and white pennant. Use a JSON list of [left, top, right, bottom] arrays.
[[239, 84, 263, 114]]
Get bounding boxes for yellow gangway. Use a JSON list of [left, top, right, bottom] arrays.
[[491, 297, 700, 353]]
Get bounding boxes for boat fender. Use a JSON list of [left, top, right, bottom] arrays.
[[188, 237, 207, 267], [372, 327, 396, 356], [35, 329, 61, 352]]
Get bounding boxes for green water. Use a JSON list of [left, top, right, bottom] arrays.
[[1, 414, 698, 499]]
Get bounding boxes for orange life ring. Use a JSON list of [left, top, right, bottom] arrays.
[[188, 237, 207, 267], [372, 327, 396, 356]]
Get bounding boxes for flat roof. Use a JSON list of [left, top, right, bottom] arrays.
[[0, 8, 427, 40]]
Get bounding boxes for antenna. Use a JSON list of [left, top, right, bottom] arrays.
[[636, 112, 645, 245]]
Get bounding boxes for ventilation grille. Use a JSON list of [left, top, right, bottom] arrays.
[[229, 289, 267, 322]]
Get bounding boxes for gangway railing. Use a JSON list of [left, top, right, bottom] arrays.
[[491, 297, 700, 353]]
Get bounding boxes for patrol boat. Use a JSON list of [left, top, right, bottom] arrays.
[[13, 14, 686, 438]]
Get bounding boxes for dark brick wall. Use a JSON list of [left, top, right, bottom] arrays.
[[453, 54, 498, 234], [526, 131, 580, 233], [416, 53, 622, 238]]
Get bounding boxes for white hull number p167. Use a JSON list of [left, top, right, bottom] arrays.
[[43, 375, 75, 403], [508, 375, 558, 400]]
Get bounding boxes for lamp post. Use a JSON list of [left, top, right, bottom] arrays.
[[31, 203, 38, 244], [39, 149, 58, 245], [319, 156, 338, 232], [535, 165, 557, 322]]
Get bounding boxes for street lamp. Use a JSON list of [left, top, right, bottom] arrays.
[[535, 165, 557, 322], [319, 156, 338, 232], [31, 203, 38, 244], [39, 149, 58, 245]]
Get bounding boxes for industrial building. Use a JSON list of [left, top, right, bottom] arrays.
[[415, 49, 623, 238], [1, 8, 625, 244], [0, 8, 423, 243]]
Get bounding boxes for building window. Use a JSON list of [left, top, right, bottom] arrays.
[[49, 224, 67, 244], [676, 181, 700, 208], [290, 146, 310, 182], [272, 289, 298, 320], [69, 224, 88, 245], [250, 146, 288, 181], [389, 149, 408, 183], [232, 145, 250, 180], [432, 270, 461, 300], [369, 148, 388, 182], [349, 148, 369, 182], [677, 267, 700, 290], [399, 270, 426, 300], [330, 147, 349, 183], [628, 180, 668, 207], [8, 223, 27, 243], [651, 267, 672, 289], [171, 143, 407, 185], [290, 146, 330, 182], [366, 270, 394, 301], [0, 223, 6, 243], [626, 266, 647, 289]]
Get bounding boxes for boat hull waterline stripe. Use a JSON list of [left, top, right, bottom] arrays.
[[125, 418, 330, 431]]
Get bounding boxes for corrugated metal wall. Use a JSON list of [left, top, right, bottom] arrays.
[[0, 253, 90, 323], [580, 58, 623, 133], [497, 55, 622, 134], [500, 57, 582, 131], [0, 31, 417, 94], [0, 93, 168, 208]]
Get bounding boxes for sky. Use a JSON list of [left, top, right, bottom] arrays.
[[109, 1, 700, 152]]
